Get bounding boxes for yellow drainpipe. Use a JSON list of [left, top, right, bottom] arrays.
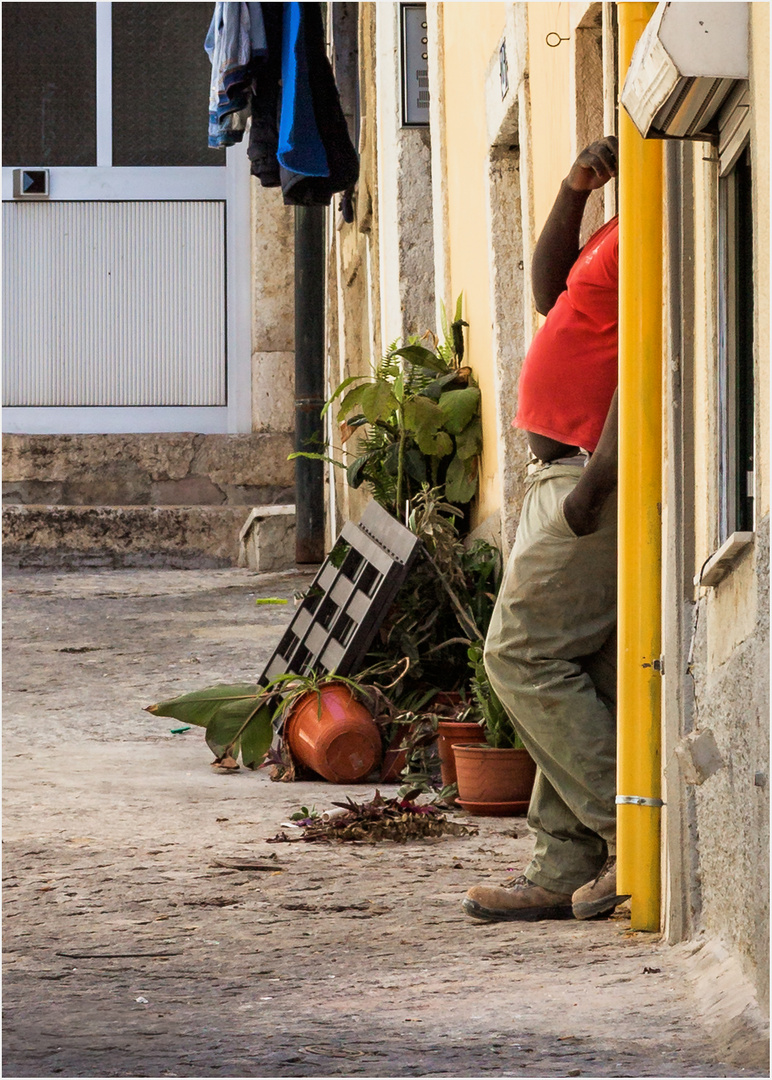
[[617, 2, 664, 932]]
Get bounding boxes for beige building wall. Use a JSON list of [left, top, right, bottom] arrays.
[[439, 3, 508, 528], [434, 2, 613, 539], [250, 184, 295, 438]]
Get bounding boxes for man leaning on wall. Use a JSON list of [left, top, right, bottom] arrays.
[[463, 136, 630, 924]]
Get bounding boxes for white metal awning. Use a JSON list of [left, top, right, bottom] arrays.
[[621, 2, 748, 140]]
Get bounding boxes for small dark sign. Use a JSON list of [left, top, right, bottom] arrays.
[[13, 169, 49, 198]]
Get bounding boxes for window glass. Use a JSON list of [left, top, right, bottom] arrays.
[[718, 144, 754, 539], [2, 3, 97, 167], [112, 3, 225, 167]]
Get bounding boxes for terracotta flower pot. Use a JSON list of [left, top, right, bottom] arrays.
[[284, 684, 382, 783], [453, 744, 536, 816], [436, 720, 487, 788]]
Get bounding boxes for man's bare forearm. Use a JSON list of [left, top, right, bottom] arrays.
[[562, 389, 618, 537], [532, 183, 590, 315], [531, 137, 619, 317]]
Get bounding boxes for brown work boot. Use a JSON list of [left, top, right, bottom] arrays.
[[571, 856, 631, 920], [463, 873, 573, 922]]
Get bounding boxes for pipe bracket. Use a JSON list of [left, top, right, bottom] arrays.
[[616, 795, 664, 808]]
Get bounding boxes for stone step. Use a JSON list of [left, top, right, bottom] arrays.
[[2, 504, 296, 571], [2, 433, 294, 507]]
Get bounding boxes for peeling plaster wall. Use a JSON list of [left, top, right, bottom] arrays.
[[689, 519, 770, 1009]]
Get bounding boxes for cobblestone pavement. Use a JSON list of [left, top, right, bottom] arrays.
[[2, 568, 765, 1078]]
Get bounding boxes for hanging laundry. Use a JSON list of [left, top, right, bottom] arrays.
[[276, 1, 329, 177], [208, 2, 359, 205], [249, 3, 359, 205], [205, 2, 267, 148], [247, 2, 283, 187], [278, 1, 359, 205]]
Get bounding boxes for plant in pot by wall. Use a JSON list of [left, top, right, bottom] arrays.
[[452, 645, 537, 816]]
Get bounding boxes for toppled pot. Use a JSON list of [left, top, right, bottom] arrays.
[[283, 683, 382, 783]]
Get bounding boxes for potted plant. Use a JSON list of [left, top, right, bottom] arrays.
[[293, 296, 480, 520], [275, 672, 382, 783], [146, 671, 382, 784], [452, 645, 537, 816]]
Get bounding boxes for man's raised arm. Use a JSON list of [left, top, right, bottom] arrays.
[[532, 136, 618, 316]]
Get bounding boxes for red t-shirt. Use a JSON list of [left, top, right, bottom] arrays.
[[514, 215, 619, 452]]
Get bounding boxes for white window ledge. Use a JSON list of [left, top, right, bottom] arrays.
[[695, 531, 755, 587]]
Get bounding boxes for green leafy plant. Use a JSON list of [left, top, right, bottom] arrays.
[[145, 670, 373, 772], [293, 296, 480, 518], [467, 643, 524, 749], [361, 487, 501, 698], [146, 684, 275, 768]]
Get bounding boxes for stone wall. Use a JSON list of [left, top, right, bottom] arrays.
[[2, 433, 294, 508]]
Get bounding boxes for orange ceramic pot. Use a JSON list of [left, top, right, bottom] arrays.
[[453, 744, 536, 816], [436, 720, 487, 788], [284, 684, 382, 783]]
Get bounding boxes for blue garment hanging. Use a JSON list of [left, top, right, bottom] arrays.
[[276, 2, 329, 177]]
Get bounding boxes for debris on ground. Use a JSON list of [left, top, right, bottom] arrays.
[[267, 790, 479, 844], [211, 857, 281, 871]]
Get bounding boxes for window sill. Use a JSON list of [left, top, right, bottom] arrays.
[[695, 531, 755, 588]]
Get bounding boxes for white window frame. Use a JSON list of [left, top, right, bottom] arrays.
[[699, 83, 754, 586], [1, 1, 252, 435]]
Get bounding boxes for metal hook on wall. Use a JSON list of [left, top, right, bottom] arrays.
[[546, 31, 569, 47]]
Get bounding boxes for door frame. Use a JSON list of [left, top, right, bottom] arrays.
[[2, 2, 252, 435]]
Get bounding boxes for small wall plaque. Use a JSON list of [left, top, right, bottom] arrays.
[[13, 169, 49, 199]]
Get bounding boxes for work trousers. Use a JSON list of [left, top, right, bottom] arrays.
[[483, 462, 617, 893]]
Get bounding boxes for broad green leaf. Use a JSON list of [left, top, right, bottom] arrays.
[[455, 416, 483, 460], [347, 446, 388, 489], [146, 684, 262, 728], [438, 387, 481, 435], [423, 370, 466, 400], [240, 703, 275, 768], [338, 382, 372, 421], [394, 370, 405, 403], [415, 427, 453, 458], [454, 292, 464, 323], [360, 381, 399, 423], [391, 345, 449, 373], [321, 375, 364, 417], [403, 396, 444, 436], [439, 298, 450, 344], [445, 454, 479, 504], [206, 711, 249, 759], [403, 445, 428, 484]]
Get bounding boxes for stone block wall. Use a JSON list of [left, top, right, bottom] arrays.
[[2, 433, 295, 508]]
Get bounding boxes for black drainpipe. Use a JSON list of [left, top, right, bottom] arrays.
[[294, 204, 326, 565]]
